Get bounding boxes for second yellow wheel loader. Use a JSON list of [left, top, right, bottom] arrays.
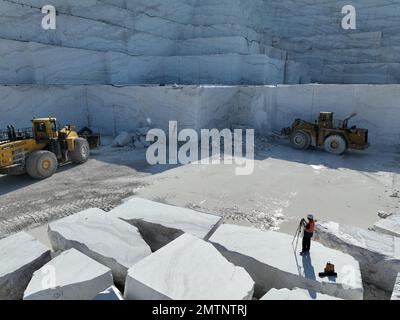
[[281, 112, 370, 155], [0, 118, 90, 179]]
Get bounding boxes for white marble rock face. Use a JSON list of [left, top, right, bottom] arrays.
[[316, 221, 400, 292], [108, 197, 223, 251], [1, 84, 400, 147], [261, 288, 342, 300], [2, 0, 400, 84], [0, 232, 51, 300], [48, 208, 152, 285], [94, 286, 124, 301], [374, 214, 400, 237], [209, 224, 363, 300], [24, 249, 113, 300], [124, 233, 255, 300]]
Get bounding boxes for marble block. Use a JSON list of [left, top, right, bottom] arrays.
[[48, 208, 152, 285], [0, 232, 51, 300], [124, 234, 255, 300]]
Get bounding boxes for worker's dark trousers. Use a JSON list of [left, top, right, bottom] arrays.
[[302, 232, 313, 253]]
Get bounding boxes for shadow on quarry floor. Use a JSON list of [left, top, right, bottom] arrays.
[[255, 140, 400, 175], [85, 137, 400, 177]]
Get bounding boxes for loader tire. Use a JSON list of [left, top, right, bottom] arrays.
[[70, 138, 90, 164], [324, 135, 347, 155], [26, 151, 58, 179], [290, 130, 311, 150]]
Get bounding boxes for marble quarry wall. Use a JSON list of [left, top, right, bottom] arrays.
[[2, 0, 400, 85], [1, 84, 399, 146], [1, 0, 400, 142]]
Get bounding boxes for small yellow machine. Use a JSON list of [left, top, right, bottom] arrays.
[[282, 112, 370, 155], [0, 118, 90, 179]]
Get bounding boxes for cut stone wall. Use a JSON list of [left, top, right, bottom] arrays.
[[1, 84, 399, 146], [4, 0, 400, 84]]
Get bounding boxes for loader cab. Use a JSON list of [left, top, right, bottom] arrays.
[[32, 118, 58, 141], [318, 112, 333, 129]]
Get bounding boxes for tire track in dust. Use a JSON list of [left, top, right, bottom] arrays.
[[0, 194, 129, 239]]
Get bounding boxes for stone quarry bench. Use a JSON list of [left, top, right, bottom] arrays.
[[109, 197, 223, 251], [24, 249, 113, 300], [0, 232, 51, 300], [261, 288, 342, 300], [374, 214, 400, 237], [209, 224, 363, 300], [48, 208, 152, 286], [124, 233, 255, 300], [316, 221, 400, 293]]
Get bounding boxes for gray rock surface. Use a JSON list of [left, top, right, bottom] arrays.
[[48, 208, 152, 285], [109, 198, 222, 251], [124, 233, 255, 300], [0, 232, 51, 300], [316, 221, 400, 292], [24, 249, 113, 300]]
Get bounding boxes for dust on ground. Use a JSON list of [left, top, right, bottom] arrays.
[[1, 137, 399, 241]]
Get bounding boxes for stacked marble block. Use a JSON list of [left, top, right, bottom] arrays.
[[1, 197, 366, 300], [0, 0, 309, 85]]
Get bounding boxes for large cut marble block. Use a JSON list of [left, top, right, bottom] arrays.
[[109, 198, 222, 251], [24, 249, 113, 300], [124, 234, 255, 300], [374, 215, 400, 237], [209, 224, 363, 300], [0, 232, 51, 300], [261, 288, 342, 300], [316, 221, 400, 292], [48, 208, 152, 285], [392, 273, 400, 300]]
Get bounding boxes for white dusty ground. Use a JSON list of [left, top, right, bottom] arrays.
[[1, 138, 399, 241], [134, 141, 400, 236]]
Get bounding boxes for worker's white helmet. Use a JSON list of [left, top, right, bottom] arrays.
[[307, 214, 314, 220]]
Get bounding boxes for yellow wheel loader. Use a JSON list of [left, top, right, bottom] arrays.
[[281, 112, 370, 155], [0, 118, 90, 179]]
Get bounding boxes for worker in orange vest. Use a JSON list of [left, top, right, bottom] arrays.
[[300, 214, 315, 256]]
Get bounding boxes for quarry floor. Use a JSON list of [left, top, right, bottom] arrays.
[[1, 137, 399, 241]]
